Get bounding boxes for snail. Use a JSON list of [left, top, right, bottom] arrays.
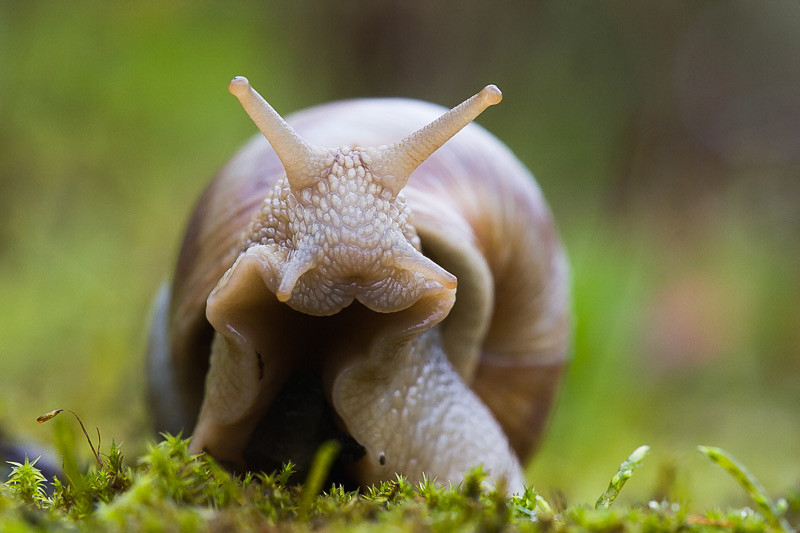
[[146, 76, 570, 492]]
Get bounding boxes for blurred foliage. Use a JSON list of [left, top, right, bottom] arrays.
[[0, 0, 798, 514]]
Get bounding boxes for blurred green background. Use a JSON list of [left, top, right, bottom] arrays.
[[1, 0, 798, 511]]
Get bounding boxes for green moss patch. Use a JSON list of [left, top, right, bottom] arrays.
[[2, 434, 797, 532]]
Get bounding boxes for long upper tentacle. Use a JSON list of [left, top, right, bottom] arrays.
[[369, 85, 502, 195], [228, 76, 329, 190]]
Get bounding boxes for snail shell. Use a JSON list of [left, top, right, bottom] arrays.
[[147, 77, 570, 491]]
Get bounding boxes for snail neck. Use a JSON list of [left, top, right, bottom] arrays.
[[331, 327, 524, 491]]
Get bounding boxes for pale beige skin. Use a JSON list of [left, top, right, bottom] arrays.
[[147, 77, 570, 492]]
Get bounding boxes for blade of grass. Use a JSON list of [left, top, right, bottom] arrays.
[[698, 445, 792, 532], [595, 445, 649, 509], [297, 440, 341, 520]]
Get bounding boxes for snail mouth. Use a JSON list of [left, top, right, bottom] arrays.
[[280, 269, 450, 317], [202, 259, 457, 483], [216, 301, 408, 487], [235, 294, 456, 487], [241, 369, 366, 489]]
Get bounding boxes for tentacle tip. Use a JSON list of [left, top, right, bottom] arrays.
[[228, 76, 251, 97], [481, 84, 503, 105], [275, 290, 291, 303]]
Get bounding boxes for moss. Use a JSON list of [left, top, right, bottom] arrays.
[[1, 436, 797, 532]]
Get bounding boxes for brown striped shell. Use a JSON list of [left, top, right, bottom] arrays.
[[146, 79, 570, 491]]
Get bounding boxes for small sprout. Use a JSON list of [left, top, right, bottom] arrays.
[[595, 445, 650, 509], [276, 460, 296, 487], [298, 440, 340, 520], [461, 465, 488, 500], [37, 408, 102, 468], [5, 456, 48, 504], [511, 485, 553, 520], [699, 445, 793, 532]]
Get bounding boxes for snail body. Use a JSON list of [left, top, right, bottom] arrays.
[[147, 78, 570, 491]]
